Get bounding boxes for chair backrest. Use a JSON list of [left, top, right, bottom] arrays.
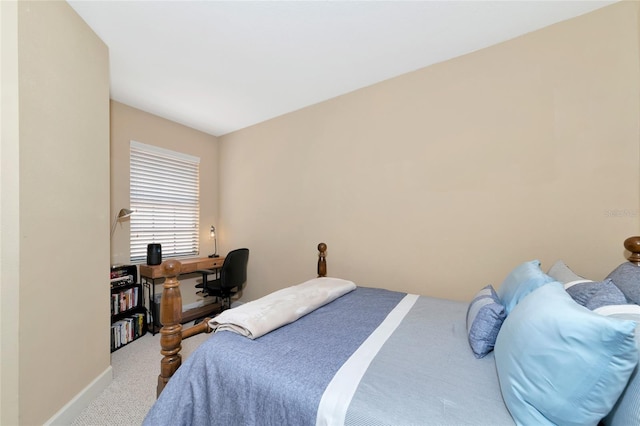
[[220, 248, 249, 290]]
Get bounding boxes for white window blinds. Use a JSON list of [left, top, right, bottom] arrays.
[[129, 141, 200, 263]]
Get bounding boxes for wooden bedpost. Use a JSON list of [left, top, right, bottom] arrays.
[[318, 242, 327, 277], [157, 259, 184, 397], [624, 236, 640, 265], [156, 244, 327, 395]]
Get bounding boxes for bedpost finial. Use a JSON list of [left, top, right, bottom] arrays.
[[317, 242, 327, 278], [162, 259, 182, 277], [318, 242, 327, 254], [624, 236, 640, 264]]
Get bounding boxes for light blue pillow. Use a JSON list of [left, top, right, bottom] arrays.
[[497, 260, 555, 314], [596, 305, 640, 426], [466, 285, 506, 358], [494, 283, 638, 426], [606, 364, 640, 426]]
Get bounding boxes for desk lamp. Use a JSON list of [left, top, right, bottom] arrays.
[[209, 225, 219, 258], [111, 208, 133, 237]]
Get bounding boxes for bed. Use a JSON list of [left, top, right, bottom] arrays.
[[145, 239, 640, 426]]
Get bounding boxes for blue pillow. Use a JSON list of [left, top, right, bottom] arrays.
[[494, 283, 638, 426], [587, 282, 628, 310], [466, 285, 506, 358], [497, 260, 555, 314], [606, 262, 640, 305], [565, 279, 627, 310]]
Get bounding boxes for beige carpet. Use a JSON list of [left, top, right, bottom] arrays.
[[72, 325, 209, 425]]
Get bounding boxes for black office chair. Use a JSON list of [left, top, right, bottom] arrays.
[[196, 248, 249, 311]]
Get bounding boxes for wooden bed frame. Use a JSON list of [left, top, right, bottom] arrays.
[[155, 237, 640, 396], [155, 242, 328, 396]]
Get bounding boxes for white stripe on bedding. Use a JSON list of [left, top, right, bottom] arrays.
[[594, 304, 640, 316], [563, 279, 593, 290], [316, 293, 419, 426]]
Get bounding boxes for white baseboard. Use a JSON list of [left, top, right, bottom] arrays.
[[44, 365, 113, 425]]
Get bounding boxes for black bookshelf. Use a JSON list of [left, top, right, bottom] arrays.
[[110, 265, 147, 352]]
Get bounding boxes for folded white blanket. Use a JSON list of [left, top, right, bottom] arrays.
[[208, 277, 357, 339]]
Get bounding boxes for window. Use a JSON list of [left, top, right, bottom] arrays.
[[129, 141, 200, 263]]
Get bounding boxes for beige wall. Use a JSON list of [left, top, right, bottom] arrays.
[[1, 1, 20, 423], [1, 1, 110, 425], [219, 2, 640, 303], [110, 101, 219, 307], [0, 1, 632, 422]]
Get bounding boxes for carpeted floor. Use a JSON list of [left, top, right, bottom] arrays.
[[72, 325, 209, 425]]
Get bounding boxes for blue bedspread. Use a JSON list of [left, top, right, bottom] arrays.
[[143, 288, 405, 426], [144, 287, 514, 426]]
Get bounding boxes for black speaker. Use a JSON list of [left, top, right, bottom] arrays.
[[147, 243, 162, 265]]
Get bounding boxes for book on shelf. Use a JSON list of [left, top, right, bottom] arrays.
[[133, 313, 145, 338], [110, 274, 135, 288], [111, 287, 140, 315], [110, 265, 137, 280], [111, 312, 146, 351]]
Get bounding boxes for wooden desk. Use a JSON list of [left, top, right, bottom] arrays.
[[140, 256, 226, 334], [140, 256, 225, 279]]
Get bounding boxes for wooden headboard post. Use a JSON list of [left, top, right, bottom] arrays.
[[624, 236, 640, 265], [318, 242, 327, 277], [156, 259, 184, 397]]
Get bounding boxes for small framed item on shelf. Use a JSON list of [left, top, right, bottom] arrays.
[[110, 265, 147, 352]]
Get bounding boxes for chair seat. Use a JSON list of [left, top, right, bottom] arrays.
[[204, 278, 222, 291], [196, 269, 219, 291], [196, 268, 217, 274]]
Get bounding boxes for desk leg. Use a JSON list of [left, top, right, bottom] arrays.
[[152, 278, 156, 335], [142, 277, 159, 336]]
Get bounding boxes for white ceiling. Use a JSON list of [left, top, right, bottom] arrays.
[[67, 1, 616, 137]]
